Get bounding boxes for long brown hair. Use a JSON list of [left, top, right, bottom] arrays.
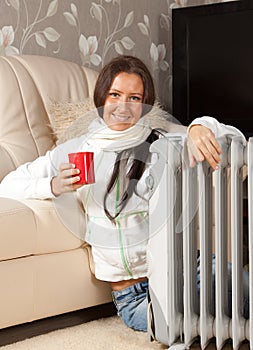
[[103, 130, 160, 223], [93, 55, 158, 222]]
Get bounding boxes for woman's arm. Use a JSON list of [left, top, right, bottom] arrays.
[[187, 116, 246, 170], [0, 138, 83, 199], [0, 152, 58, 199]]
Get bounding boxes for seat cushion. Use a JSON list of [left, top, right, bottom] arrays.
[[0, 197, 85, 261]]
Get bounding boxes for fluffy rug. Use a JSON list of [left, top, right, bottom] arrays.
[[2, 315, 247, 349], [1, 316, 167, 350]]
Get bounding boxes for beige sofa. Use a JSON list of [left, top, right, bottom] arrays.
[[0, 55, 112, 330]]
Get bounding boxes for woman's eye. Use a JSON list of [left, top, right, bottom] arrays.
[[109, 92, 119, 98], [130, 96, 141, 101]]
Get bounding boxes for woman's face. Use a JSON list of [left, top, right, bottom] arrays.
[[103, 72, 144, 131]]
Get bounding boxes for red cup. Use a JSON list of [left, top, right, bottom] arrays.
[[68, 152, 95, 185]]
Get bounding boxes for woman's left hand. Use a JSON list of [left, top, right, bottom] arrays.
[[188, 124, 222, 170]]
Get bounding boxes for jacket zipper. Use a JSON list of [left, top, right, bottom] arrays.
[[115, 175, 133, 278]]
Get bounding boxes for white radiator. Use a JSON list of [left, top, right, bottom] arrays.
[[147, 135, 252, 350]]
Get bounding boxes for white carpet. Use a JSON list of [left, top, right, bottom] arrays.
[[0, 316, 167, 350]]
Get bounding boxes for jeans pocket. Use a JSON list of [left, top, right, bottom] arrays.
[[112, 290, 133, 310]]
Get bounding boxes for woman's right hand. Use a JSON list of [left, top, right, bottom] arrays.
[[51, 163, 83, 196]]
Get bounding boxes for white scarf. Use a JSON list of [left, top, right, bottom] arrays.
[[85, 117, 152, 152]]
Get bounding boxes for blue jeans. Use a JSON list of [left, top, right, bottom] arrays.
[[112, 259, 249, 332], [197, 254, 249, 319], [112, 280, 148, 332]]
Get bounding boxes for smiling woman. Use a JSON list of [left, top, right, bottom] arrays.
[[0, 54, 241, 334]]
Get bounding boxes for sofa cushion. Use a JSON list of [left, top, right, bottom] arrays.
[[0, 197, 85, 261], [49, 98, 97, 143], [0, 248, 112, 329]]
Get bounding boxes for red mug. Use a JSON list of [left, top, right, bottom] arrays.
[[68, 152, 95, 185]]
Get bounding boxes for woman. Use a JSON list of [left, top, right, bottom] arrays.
[[0, 55, 247, 331]]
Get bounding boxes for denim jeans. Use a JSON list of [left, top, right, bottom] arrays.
[[197, 254, 249, 319], [112, 258, 249, 332], [112, 280, 148, 332]]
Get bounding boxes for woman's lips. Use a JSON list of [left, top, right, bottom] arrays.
[[111, 113, 131, 122]]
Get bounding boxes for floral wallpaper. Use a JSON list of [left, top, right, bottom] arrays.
[[0, 0, 237, 112]]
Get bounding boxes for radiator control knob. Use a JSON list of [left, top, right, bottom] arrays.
[[146, 174, 154, 191]]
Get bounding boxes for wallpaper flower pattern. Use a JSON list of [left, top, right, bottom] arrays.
[[0, 0, 237, 111]]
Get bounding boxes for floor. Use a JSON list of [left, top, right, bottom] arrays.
[[0, 302, 116, 347]]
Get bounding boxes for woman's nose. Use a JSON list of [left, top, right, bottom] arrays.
[[116, 99, 130, 113]]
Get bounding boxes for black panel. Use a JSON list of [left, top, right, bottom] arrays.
[[172, 1, 253, 138]]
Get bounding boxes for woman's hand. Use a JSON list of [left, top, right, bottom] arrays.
[[188, 124, 222, 170], [51, 163, 83, 196]]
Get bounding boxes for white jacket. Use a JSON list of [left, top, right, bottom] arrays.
[[0, 117, 245, 282]]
